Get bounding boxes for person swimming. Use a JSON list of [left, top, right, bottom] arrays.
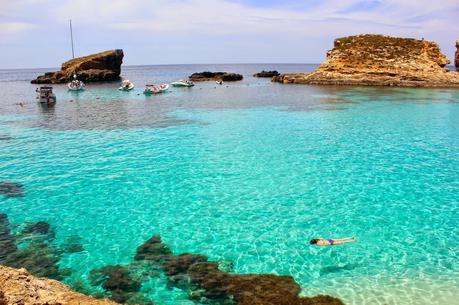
[[310, 237, 356, 246]]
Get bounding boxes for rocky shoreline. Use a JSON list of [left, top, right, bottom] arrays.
[[31, 50, 124, 84], [0, 266, 118, 305], [273, 35, 459, 87]]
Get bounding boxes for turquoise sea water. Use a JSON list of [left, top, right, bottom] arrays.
[[0, 64, 458, 305]]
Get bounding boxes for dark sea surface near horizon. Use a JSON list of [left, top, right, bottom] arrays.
[[0, 64, 458, 305]]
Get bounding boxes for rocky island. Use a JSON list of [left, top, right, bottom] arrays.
[[254, 70, 280, 77], [31, 49, 124, 84], [273, 35, 459, 87], [189, 71, 243, 81]]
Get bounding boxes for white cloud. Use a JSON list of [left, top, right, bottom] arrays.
[[47, 0, 459, 37], [0, 22, 35, 39]]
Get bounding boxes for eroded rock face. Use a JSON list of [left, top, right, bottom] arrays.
[[31, 50, 124, 84], [274, 35, 459, 87], [455, 40, 459, 71], [0, 265, 119, 305], [189, 72, 243, 81]]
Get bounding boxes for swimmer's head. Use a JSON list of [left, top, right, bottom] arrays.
[[310, 239, 319, 245]]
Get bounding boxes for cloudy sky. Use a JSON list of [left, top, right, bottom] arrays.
[[1, 0, 458, 69]]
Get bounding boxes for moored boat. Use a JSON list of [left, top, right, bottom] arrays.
[[144, 84, 169, 95], [171, 80, 194, 87], [118, 80, 135, 91], [36, 86, 56, 105], [67, 74, 85, 91]]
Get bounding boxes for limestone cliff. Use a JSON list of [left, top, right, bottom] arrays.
[[273, 35, 459, 87], [455, 40, 459, 71], [31, 50, 123, 84], [0, 265, 118, 305]]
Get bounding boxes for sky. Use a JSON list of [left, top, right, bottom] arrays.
[[0, 0, 458, 69]]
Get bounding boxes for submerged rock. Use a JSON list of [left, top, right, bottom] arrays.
[[253, 70, 280, 78], [136, 235, 345, 305], [455, 40, 459, 72], [90, 265, 152, 304], [274, 34, 459, 87], [0, 182, 24, 197], [22, 221, 51, 235], [3, 241, 64, 280], [31, 49, 124, 84], [134, 235, 173, 262], [0, 214, 17, 262], [0, 265, 118, 305], [90, 265, 142, 292], [189, 72, 243, 82]]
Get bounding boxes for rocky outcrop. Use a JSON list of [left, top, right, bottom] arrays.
[[31, 50, 124, 84], [274, 35, 459, 87], [189, 71, 243, 81], [455, 40, 459, 71], [254, 70, 280, 77], [0, 265, 119, 305]]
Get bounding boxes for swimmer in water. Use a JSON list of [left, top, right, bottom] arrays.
[[310, 237, 356, 246]]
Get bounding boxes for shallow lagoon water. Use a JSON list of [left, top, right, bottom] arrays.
[[0, 64, 458, 305]]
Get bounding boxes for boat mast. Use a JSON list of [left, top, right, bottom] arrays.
[[69, 19, 75, 59]]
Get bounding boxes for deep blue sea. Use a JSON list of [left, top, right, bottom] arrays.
[[0, 64, 458, 305]]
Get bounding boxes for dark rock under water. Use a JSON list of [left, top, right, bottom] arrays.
[[0, 214, 68, 280], [0, 182, 24, 197], [132, 235, 344, 305]]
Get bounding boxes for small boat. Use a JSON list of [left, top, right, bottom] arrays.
[[67, 74, 85, 91], [36, 86, 56, 105], [216, 80, 223, 85], [118, 80, 135, 91], [144, 84, 169, 95], [171, 80, 194, 87]]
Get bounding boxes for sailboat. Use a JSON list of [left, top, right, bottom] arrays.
[[67, 19, 85, 91]]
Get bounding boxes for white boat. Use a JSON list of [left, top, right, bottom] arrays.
[[36, 86, 56, 105], [171, 80, 194, 87], [118, 80, 135, 91], [144, 84, 169, 95], [67, 74, 85, 91]]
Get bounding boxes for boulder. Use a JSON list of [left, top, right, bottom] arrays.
[[0, 265, 119, 305], [189, 71, 243, 81], [253, 70, 280, 77], [273, 35, 459, 87], [31, 50, 124, 84], [455, 40, 459, 71]]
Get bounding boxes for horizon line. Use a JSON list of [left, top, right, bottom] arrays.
[[0, 63, 322, 71]]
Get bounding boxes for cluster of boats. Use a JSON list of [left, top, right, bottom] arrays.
[[36, 77, 196, 105]]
